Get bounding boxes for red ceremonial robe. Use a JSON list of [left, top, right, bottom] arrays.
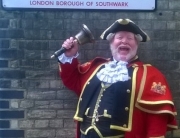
[[59, 57, 178, 138]]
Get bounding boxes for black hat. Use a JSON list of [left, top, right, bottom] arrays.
[[100, 19, 150, 42]]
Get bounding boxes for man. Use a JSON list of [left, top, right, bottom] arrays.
[[58, 19, 178, 138]]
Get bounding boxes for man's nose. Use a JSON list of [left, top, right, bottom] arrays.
[[121, 38, 128, 43]]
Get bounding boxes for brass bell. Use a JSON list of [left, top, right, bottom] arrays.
[[75, 24, 95, 45]]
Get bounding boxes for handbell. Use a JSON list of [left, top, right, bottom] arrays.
[[50, 24, 95, 58], [75, 24, 95, 45]]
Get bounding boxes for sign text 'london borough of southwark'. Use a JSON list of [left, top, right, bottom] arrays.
[[2, 0, 156, 10]]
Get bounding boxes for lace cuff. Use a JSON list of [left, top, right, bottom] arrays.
[[58, 53, 79, 64]]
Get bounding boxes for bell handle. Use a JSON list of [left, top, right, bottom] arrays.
[[50, 39, 78, 59]]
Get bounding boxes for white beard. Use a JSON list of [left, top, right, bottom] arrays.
[[110, 45, 137, 62]]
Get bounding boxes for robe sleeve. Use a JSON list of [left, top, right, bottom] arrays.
[[146, 113, 168, 138], [135, 65, 178, 131]]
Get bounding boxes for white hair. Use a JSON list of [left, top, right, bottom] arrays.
[[134, 34, 143, 42], [106, 32, 142, 43], [106, 33, 115, 42]]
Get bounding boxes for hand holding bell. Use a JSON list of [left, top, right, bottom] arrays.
[[50, 24, 95, 59]]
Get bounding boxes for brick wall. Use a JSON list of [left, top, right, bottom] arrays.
[[0, 0, 180, 137]]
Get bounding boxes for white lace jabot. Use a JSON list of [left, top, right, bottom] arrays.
[[96, 60, 129, 83]]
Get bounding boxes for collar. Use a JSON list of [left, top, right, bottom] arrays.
[[96, 60, 129, 84]]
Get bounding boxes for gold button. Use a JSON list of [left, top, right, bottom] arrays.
[[125, 107, 129, 111], [128, 77, 131, 80], [80, 98, 82, 101], [123, 124, 127, 128], [87, 82, 90, 84], [127, 89, 130, 93]]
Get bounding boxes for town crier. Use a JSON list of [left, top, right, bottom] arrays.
[[58, 18, 178, 138]]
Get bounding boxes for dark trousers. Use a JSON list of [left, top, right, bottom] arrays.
[[80, 130, 100, 138]]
